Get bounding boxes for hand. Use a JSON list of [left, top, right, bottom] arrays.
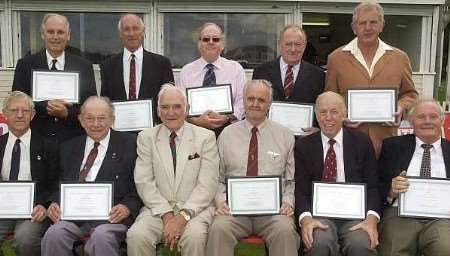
[[31, 204, 47, 222], [46, 99, 71, 118], [279, 202, 294, 216], [164, 214, 187, 251], [301, 216, 328, 250], [215, 201, 230, 216], [344, 119, 362, 129], [301, 127, 319, 136], [190, 111, 228, 129], [389, 171, 409, 198], [383, 105, 402, 127], [349, 215, 379, 249], [109, 204, 130, 223], [47, 202, 61, 223]]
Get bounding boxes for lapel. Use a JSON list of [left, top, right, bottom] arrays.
[[68, 136, 87, 181], [114, 52, 127, 99], [344, 51, 370, 80], [272, 57, 284, 94], [0, 134, 8, 178], [95, 130, 118, 181], [310, 132, 324, 178], [138, 51, 149, 99], [441, 138, 450, 178], [400, 135, 416, 171], [29, 132, 42, 180], [174, 124, 194, 192], [371, 51, 393, 80], [342, 129, 355, 181], [155, 126, 175, 188], [35, 50, 50, 70]]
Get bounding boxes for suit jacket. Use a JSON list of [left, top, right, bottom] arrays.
[[134, 122, 219, 217], [378, 134, 450, 206], [0, 132, 59, 207], [12, 50, 97, 143], [58, 130, 141, 227], [294, 128, 381, 225], [325, 45, 418, 156]]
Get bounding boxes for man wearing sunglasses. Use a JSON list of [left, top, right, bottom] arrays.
[[178, 22, 246, 136]]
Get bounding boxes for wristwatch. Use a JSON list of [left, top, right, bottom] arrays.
[[179, 210, 191, 222]]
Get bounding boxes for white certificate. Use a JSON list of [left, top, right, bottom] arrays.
[[0, 182, 35, 219], [187, 84, 233, 116], [347, 89, 396, 122], [399, 177, 450, 219], [60, 183, 113, 220], [32, 70, 79, 103], [312, 182, 366, 219], [227, 176, 281, 215], [269, 102, 314, 135], [112, 100, 153, 131]]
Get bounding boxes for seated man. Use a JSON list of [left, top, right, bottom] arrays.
[[41, 96, 141, 256], [295, 91, 380, 256], [206, 80, 300, 256], [379, 99, 450, 256], [0, 91, 58, 256], [127, 84, 219, 256]]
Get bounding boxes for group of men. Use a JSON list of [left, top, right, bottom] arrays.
[[0, 0, 448, 256]]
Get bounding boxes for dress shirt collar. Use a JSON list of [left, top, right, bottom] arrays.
[[280, 56, 301, 72], [244, 119, 268, 134], [199, 56, 223, 70], [123, 46, 143, 61], [86, 129, 111, 151], [320, 128, 343, 149], [414, 136, 442, 155], [46, 50, 65, 70], [8, 129, 31, 148], [342, 37, 393, 53], [162, 122, 186, 139]]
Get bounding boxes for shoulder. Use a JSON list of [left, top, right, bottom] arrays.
[[180, 58, 201, 73], [344, 128, 372, 143], [66, 52, 93, 66], [60, 134, 85, 152], [100, 52, 122, 67], [382, 134, 413, 147], [296, 131, 320, 148], [186, 123, 215, 140], [388, 47, 410, 61], [254, 58, 278, 71], [221, 57, 244, 72], [143, 50, 172, 64], [110, 130, 136, 145], [301, 60, 325, 74], [16, 51, 44, 66]]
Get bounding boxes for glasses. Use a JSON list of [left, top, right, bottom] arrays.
[[84, 116, 110, 124], [201, 37, 221, 43], [7, 108, 32, 115]]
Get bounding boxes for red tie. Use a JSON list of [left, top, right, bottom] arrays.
[[129, 54, 136, 100], [322, 139, 337, 182], [284, 65, 294, 99], [170, 132, 177, 173], [79, 142, 100, 181], [246, 127, 258, 176]]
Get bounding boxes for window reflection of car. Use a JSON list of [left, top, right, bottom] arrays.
[[224, 45, 277, 69]]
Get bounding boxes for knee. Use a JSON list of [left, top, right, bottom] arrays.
[[343, 230, 372, 254], [43, 223, 65, 242], [311, 229, 335, 250], [127, 223, 157, 248], [428, 240, 450, 255], [209, 216, 231, 236], [180, 227, 206, 248], [270, 216, 297, 237], [90, 225, 114, 244]]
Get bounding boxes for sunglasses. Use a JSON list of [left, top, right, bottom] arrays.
[[201, 37, 221, 43]]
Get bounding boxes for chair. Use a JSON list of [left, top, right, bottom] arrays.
[[238, 235, 268, 256]]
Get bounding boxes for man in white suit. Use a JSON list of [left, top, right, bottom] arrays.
[[126, 84, 219, 256]]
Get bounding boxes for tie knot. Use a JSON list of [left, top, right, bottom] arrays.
[[421, 144, 433, 150], [170, 132, 177, 140], [287, 65, 293, 71], [251, 127, 258, 134], [52, 59, 57, 64], [93, 142, 100, 148], [15, 139, 21, 144], [328, 139, 336, 146], [131, 54, 135, 60], [206, 63, 214, 71]]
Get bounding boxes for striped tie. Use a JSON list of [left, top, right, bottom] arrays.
[[284, 65, 294, 99], [202, 64, 216, 87]]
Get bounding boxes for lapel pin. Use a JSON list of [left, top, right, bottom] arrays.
[[36, 155, 41, 160]]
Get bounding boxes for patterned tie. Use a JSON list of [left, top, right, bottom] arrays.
[[246, 127, 258, 176], [322, 139, 337, 182], [51, 59, 58, 71], [170, 132, 177, 173], [202, 63, 216, 87], [129, 54, 136, 100], [284, 65, 294, 99], [79, 142, 100, 182], [420, 144, 433, 177], [9, 139, 21, 181]]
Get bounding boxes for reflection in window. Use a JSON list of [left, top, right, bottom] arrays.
[[20, 12, 126, 64], [164, 13, 285, 69]]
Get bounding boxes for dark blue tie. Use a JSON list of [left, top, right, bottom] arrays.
[[9, 139, 21, 181], [202, 63, 216, 87]]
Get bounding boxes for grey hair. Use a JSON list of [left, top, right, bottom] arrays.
[[408, 98, 444, 119], [279, 24, 307, 42], [352, 1, 385, 26], [41, 13, 70, 33], [2, 91, 34, 112], [80, 96, 115, 116], [315, 91, 347, 115], [157, 83, 188, 108], [117, 13, 145, 32], [243, 79, 273, 102]]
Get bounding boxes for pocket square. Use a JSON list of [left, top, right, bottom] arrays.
[[267, 151, 280, 160], [188, 153, 200, 160]]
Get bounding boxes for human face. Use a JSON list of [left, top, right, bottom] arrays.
[[158, 90, 187, 132], [119, 14, 145, 52], [278, 28, 306, 66], [244, 83, 271, 126], [41, 16, 70, 57], [4, 98, 35, 137], [316, 95, 346, 139], [79, 100, 114, 142], [410, 102, 444, 144], [352, 8, 384, 47], [198, 25, 224, 63]]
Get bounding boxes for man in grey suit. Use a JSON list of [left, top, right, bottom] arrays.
[[127, 84, 219, 256]]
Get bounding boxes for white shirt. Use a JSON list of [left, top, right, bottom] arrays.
[[407, 137, 446, 178], [1, 130, 32, 181], [46, 50, 65, 70], [123, 46, 143, 99], [342, 38, 393, 77], [80, 130, 111, 182], [163, 123, 185, 152], [279, 57, 300, 86]]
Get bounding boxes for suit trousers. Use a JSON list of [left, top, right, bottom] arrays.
[[41, 220, 127, 256], [0, 219, 49, 256], [303, 218, 376, 256], [206, 214, 300, 256], [380, 207, 450, 256], [126, 208, 213, 256]]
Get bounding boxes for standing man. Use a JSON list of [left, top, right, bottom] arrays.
[[295, 92, 380, 256], [206, 80, 300, 256], [325, 1, 418, 156], [13, 13, 97, 143], [178, 22, 246, 133], [378, 99, 450, 256], [41, 96, 141, 256], [127, 85, 219, 256], [0, 91, 58, 256]]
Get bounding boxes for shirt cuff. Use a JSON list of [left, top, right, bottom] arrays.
[[298, 212, 312, 227], [367, 210, 380, 222]]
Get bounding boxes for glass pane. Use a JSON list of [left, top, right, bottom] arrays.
[[19, 12, 128, 64], [164, 13, 285, 69]]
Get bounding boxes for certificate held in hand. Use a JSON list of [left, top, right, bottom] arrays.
[[32, 70, 80, 103], [0, 182, 35, 219], [186, 84, 233, 117], [347, 88, 397, 123]]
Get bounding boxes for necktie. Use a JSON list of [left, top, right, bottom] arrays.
[[420, 144, 433, 177], [129, 54, 136, 100], [170, 132, 177, 173], [284, 65, 294, 99], [202, 63, 216, 87], [51, 59, 58, 71], [246, 127, 258, 176], [79, 142, 100, 182], [322, 139, 337, 182], [9, 139, 21, 181]]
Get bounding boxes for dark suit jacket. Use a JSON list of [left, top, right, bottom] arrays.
[[58, 130, 141, 227], [0, 132, 59, 207], [12, 50, 97, 143], [378, 134, 450, 206], [294, 128, 381, 225]]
